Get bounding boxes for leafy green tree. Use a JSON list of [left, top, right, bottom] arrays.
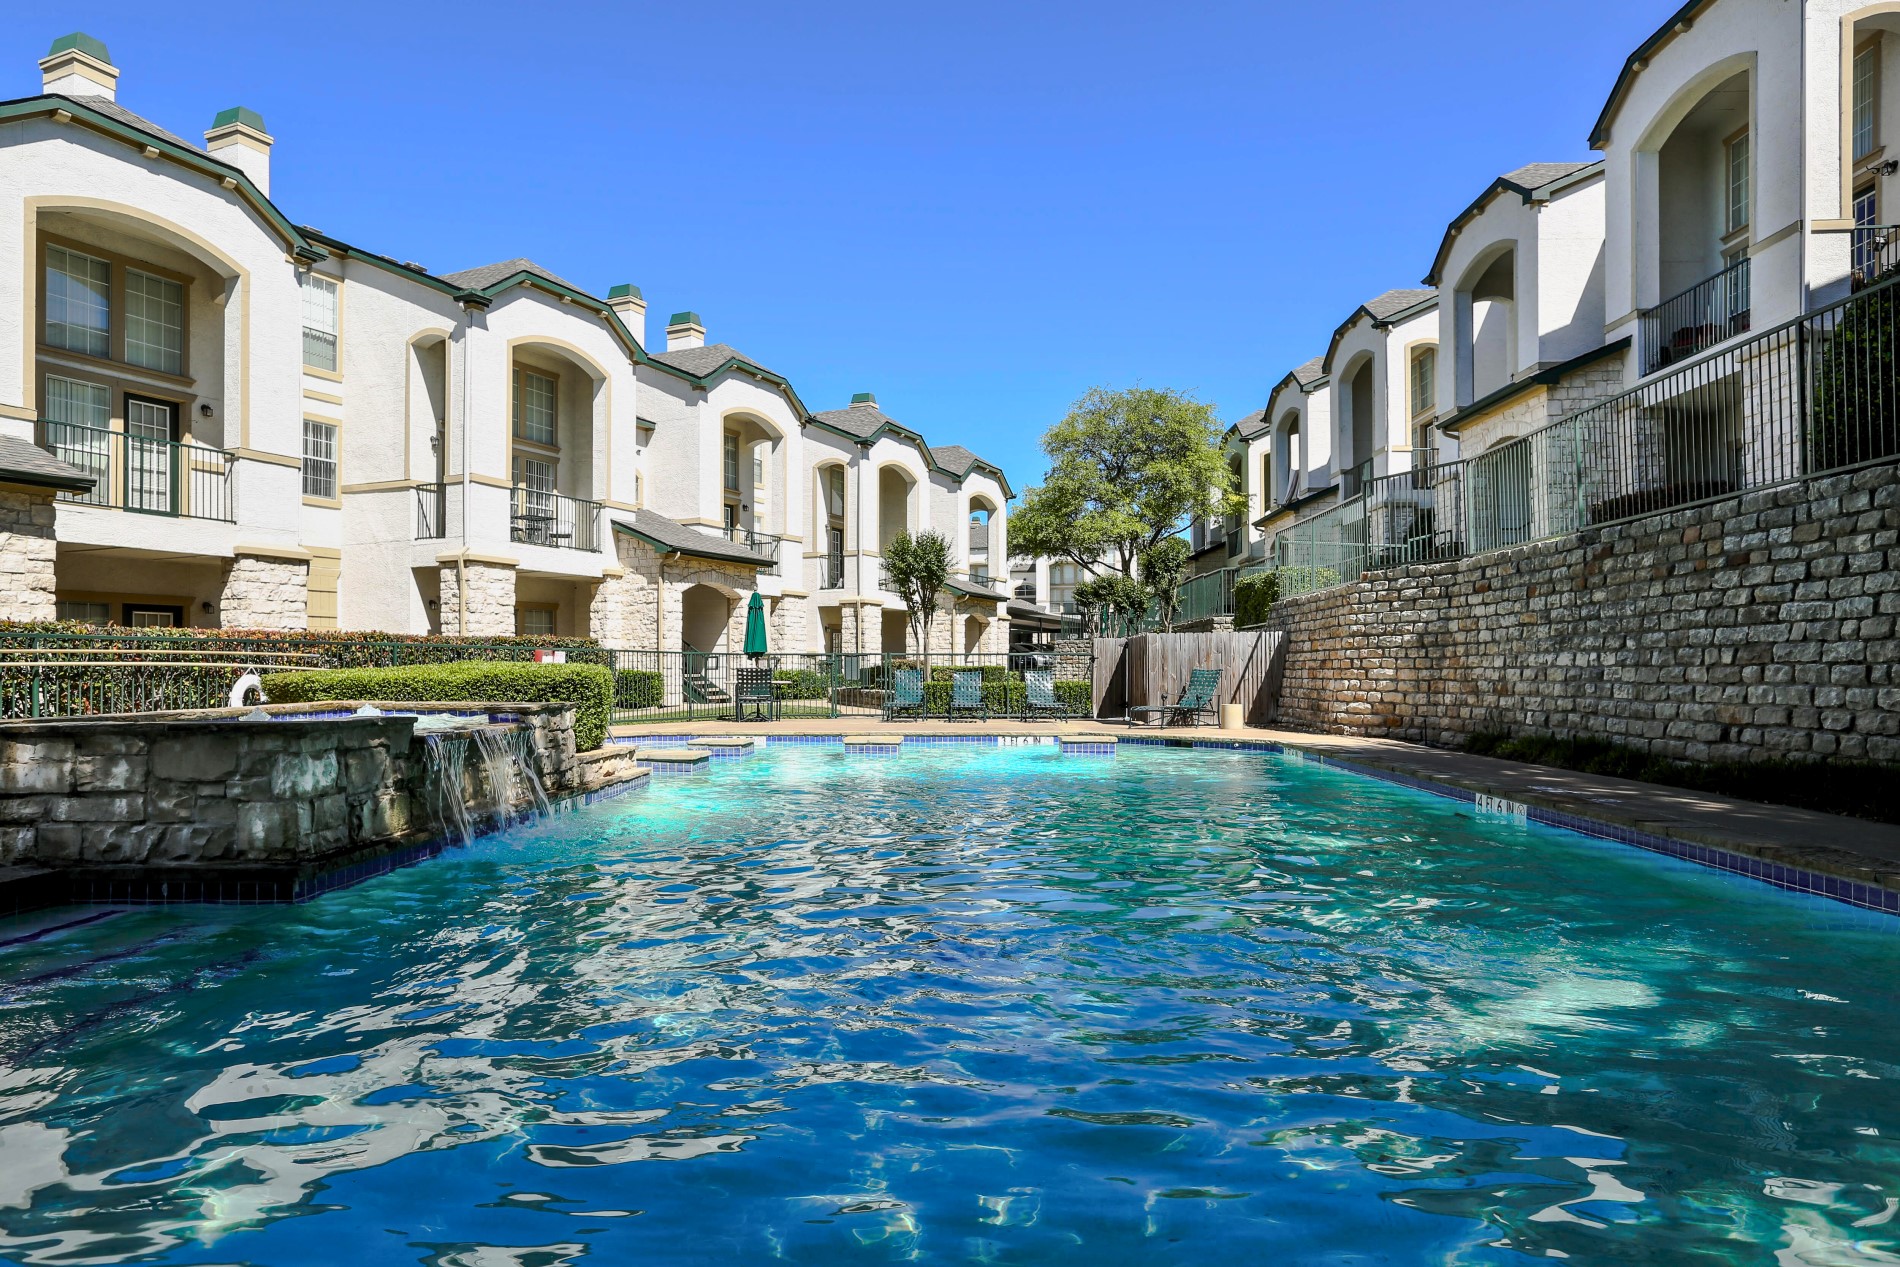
[[883, 530, 952, 657], [1139, 537, 1192, 631], [1009, 385, 1241, 580], [1072, 573, 1148, 633]]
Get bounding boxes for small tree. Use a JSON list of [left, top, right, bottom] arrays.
[[1139, 537, 1191, 631], [1010, 385, 1241, 580], [884, 530, 952, 658], [1073, 573, 1148, 634]]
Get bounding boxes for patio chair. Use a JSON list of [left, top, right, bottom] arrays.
[[884, 667, 927, 721], [946, 669, 988, 722], [733, 665, 777, 721], [1129, 667, 1224, 728], [1021, 669, 1071, 721]]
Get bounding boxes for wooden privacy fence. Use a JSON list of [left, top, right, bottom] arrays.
[[1093, 631, 1286, 724]]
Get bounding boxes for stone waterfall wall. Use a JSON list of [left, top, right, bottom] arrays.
[[0, 701, 588, 869], [1267, 461, 1900, 764], [0, 486, 58, 622]]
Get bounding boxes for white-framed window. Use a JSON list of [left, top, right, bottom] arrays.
[[1854, 184, 1882, 278], [1049, 561, 1082, 613], [302, 419, 338, 499], [301, 274, 339, 372], [124, 268, 183, 374], [514, 369, 557, 446], [1726, 131, 1750, 235], [129, 609, 176, 629], [516, 607, 556, 638], [1410, 346, 1437, 418], [43, 375, 112, 492], [1853, 41, 1880, 162], [723, 432, 741, 492], [56, 601, 111, 625], [45, 245, 111, 357], [515, 454, 556, 513]]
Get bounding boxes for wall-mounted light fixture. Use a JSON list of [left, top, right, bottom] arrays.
[[198, 403, 214, 418]]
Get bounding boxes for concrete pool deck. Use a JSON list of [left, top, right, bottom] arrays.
[[610, 718, 1900, 902]]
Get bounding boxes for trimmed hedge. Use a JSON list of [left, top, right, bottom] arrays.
[[614, 669, 663, 711], [914, 668, 1091, 717], [262, 662, 615, 752], [1233, 572, 1280, 629], [1463, 731, 1900, 825], [0, 622, 607, 721]]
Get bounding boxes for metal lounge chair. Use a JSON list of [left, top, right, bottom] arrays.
[[1021, 669, 1070, 721], [1130, 667, 1223, 728], [946, 669, 988, 722], [884, 667, 927, 721], [733, 665, 777, 721]]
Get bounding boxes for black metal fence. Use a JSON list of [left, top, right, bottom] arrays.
[[1277, 268, 1900, 596], [510, 486, 600, 551], [604, 650, 1095, 724]]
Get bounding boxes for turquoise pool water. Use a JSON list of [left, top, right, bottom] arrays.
[[1, 745, 1896, 1265]]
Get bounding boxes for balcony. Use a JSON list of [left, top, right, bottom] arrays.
[[820, 554, 846, 589], [415, 482, 450, 539], [1641, 256, 1750, 374], [39, 421, 234, 522], [1852, 225, 1900, 291], [718, 525, 781, 576], [511, 486, 600, 551], [1339, 458, 1374, 500]]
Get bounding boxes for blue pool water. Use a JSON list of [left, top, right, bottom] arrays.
[[1, 745, 1897, 1265]]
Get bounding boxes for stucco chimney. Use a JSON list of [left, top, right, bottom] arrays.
[[665, 311, 705, 351], [850, 392, 878, 410], [607, 284, 646, 345], [204, 107, 273, 195], [40, 33, 117, 101]]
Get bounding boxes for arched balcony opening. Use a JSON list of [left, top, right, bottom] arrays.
[[966, 494, 1000, 586], [507, 341, 604, 551], [813, 462, 848, 590], [1644, 69, 1753, 371], [1339, 356, 1378, 493], [720, 412, 784, 571], [1847, 13, 1900, 289], [1455, 245, 1516, 405], [1274, 413, 1302, 504], [875, 465, 917, 592]]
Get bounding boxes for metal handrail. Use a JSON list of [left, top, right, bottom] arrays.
[[415, 482, 449, 539], [720, 525, 782, 574], [38, 420, 235, 522], [1640, 256, 1751, 373], [510, 486, 600, 551], [1852, 225, 1900, 291]]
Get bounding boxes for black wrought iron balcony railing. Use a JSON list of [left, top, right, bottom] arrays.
[[1641, 256, 1751, 374], [38, 420, 235, 522], [416, 482, 449, 539], [1339, 458, 1374, 500], [1852, 225, 1900, 291], [719, 525, 782, 575], [510, 486, 600, 551]]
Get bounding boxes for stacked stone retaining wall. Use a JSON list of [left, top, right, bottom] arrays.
[[1267, 461, 1900, 764]]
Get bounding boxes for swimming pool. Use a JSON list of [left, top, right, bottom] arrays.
[[1, 745, 1895, 1265]]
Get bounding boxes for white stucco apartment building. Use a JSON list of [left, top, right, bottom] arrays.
[[0, 33, 1012, 655]]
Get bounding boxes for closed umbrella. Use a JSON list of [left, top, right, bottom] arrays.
[[743, 591, 769, 659]]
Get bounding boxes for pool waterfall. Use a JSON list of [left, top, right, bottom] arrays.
[[418, 718, 556, 846]]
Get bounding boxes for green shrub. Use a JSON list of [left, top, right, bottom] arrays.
[[1234, 572, 1281, 628], [262, 661, 615, 752], [1275, 565, 1343, 596], [1054, 680, 1093, 716], [1463, 732, 1900, 825], [774, 668, 834, 700], [613, 669, 663, 710], [1808, 281, 1899, 472], [0, 622, 604, 720]]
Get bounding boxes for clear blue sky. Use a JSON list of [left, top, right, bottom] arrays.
[[14, 1, 1668, 492]]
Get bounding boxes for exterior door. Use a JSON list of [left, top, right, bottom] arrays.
[[124, 395, 178, 514]]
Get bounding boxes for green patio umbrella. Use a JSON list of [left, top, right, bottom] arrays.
[[742, 591, 769, 659]]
